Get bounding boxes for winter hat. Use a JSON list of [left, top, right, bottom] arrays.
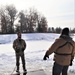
[[61, 28, 69, 36]]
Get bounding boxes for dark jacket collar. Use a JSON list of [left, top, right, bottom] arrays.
[[60, 35, 72, 41]]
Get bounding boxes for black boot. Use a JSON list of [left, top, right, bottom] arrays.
[[23, 65, 27, 74], [16, 66, 19, 73]]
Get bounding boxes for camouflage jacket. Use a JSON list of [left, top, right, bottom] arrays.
[[13, 39, 26, 53]]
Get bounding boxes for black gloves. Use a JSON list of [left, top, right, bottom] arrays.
[[70, 59, 73, 66], [43, 54, 49, 60], [70, 56, 74, 66], [15, 50, 19, 53]]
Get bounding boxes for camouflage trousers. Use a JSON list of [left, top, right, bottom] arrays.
[[15, 52, 26, 70]]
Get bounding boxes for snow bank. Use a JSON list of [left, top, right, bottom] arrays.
[[0, 33, 59, 44]]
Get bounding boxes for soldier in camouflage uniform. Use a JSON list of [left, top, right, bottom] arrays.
[[13, 32, 27, 73]]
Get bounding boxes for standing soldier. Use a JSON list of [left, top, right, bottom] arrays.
[[43, 28, 75, 75], [13, 32, 27, 73]]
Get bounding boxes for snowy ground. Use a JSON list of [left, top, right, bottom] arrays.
[[0, 33, 75, 75]]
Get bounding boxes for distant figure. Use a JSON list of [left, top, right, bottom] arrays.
[[43, 28, 75, 75], [13, 32, 27, 73]]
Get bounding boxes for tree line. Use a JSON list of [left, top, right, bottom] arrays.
[[0, 5, 48, 34], [48, 27, 75, 34], [0, 5, 75, 34]]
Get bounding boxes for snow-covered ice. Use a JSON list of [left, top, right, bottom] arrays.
[[0, 33, 75, 75]]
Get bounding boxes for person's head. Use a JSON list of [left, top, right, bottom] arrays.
[[61, 27, 69, 36], [17, 32, 21, 40]]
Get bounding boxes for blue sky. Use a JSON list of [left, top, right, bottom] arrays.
[[0, 0, 74, 29]]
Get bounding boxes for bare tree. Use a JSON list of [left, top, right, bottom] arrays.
[[6, 5, 17, 33], [27, 8, 39, 32], [38, 16, 48, 32], [19, 10, 29, 32], [0, 7, 10, 33], [55, 27, 62, 33]]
